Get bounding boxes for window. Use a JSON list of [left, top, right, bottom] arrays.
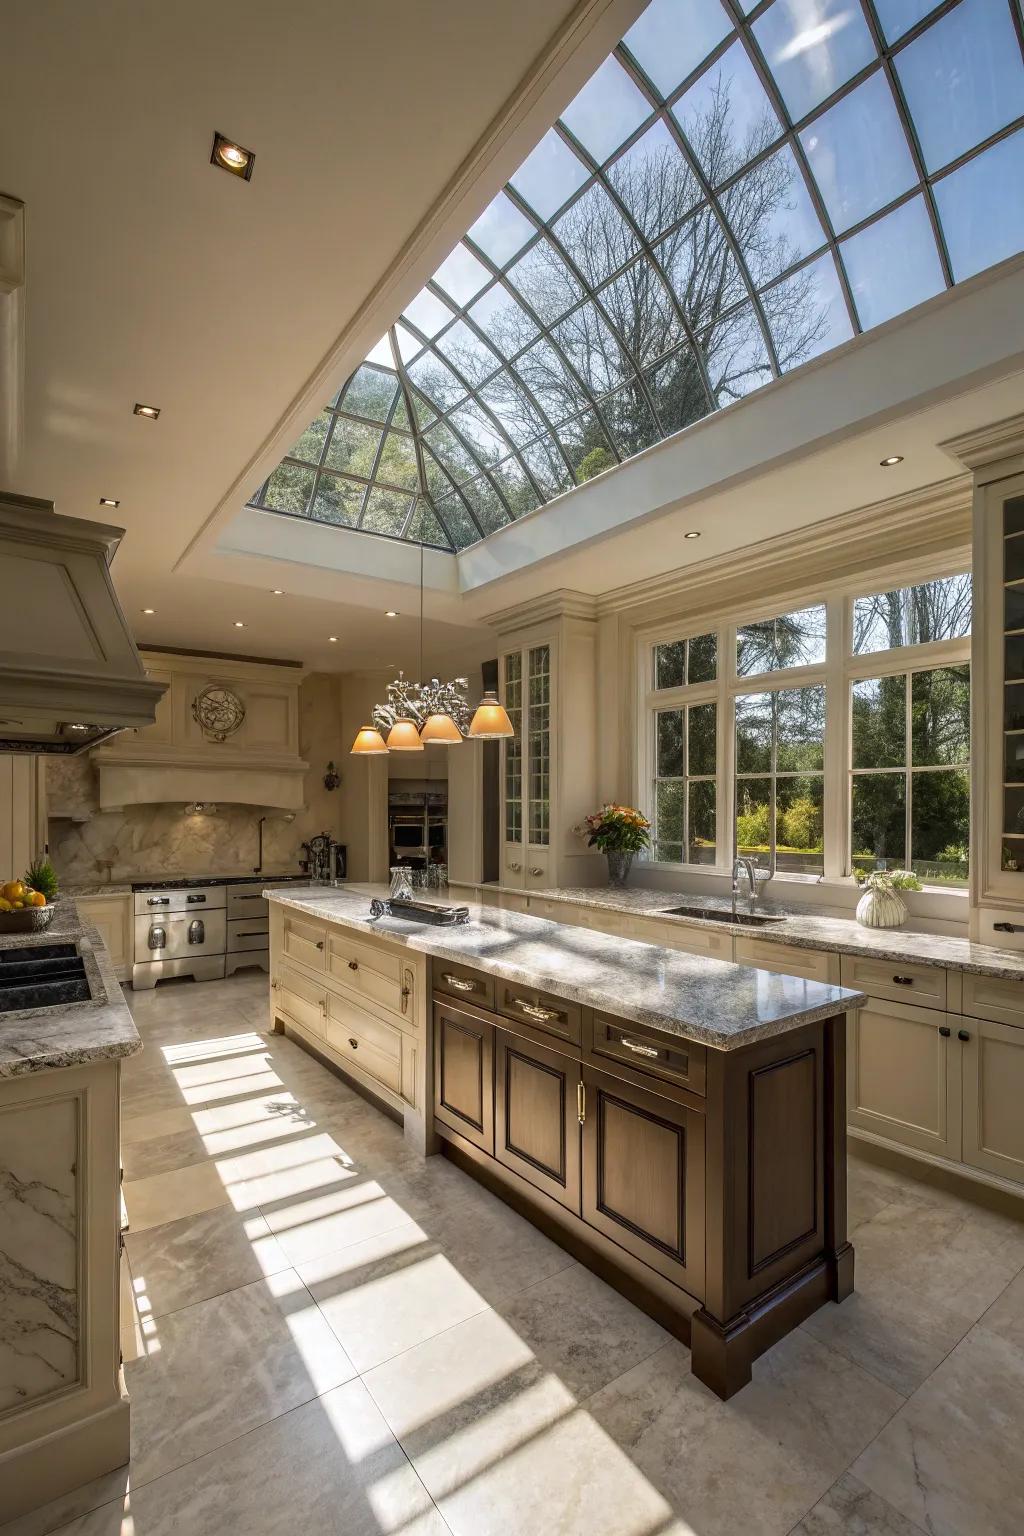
[[503, 652, 522, 843], [654, 630, 717, 688], [736, 686, 826, 874], [653, 703, 717, 863], [853, 574, 972, 653], [527, 645, 551, 845], [851, 666, 970, 885], [736, 605, 827, 676]]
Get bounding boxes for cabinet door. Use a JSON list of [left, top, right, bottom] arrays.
[[961, 1017, 1024, 1184], [581, 1065, 705, 1295], [495, 1027, 581, 1212], [78, 897, 130, 976], [847, 999, 960, 1159], [433, 1002, 494, 1153]]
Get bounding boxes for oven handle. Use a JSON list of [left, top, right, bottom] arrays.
[[187, 919, 206, 945]]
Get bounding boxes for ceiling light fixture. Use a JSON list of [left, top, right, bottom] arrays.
[[684, 530, 701, 539], [328, 636, 338, 643], [271, 588, 284, 596], [211, 132, 254, 180], [385, 610, 398, 618], [468, 690, 514, 739], [879, 455, 904, 467], [133, 402, 160, 419], [141, 607, 155, 615], [99, 497, 120, 508], [350, 725, 388, 755], [233, 621, 245, 628]]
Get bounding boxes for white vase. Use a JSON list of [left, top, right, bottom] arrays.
[[856, 886, 907, 929]]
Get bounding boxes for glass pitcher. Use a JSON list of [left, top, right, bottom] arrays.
[[389, 866, 414, 900]]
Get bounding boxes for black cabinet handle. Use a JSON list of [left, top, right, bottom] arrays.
[[187, 894, 208, 904], [958, 1029, 971, 1042], [939, 1025, 951, 1037], [348, 1037, 358, 1049], [892, 975, 914, 986], [348, 960, 358, 971]]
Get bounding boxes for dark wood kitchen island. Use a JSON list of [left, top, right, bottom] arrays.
[[266, 885, 867, 1399]]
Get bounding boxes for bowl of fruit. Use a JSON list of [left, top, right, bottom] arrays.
[[0, 879, 54, 933]]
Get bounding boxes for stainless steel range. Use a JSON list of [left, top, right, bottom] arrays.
[[131, 875, 309, 988]]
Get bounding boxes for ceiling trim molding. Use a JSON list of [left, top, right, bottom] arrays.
[[940, 411, 1024, 469], [595, 475, 973, 620], [482, 588, 600, 634], [174, 0, 644, 579]]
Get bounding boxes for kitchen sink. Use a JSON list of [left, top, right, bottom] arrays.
[[660, 904, 786, 928], [0, 943, 90, 1013]]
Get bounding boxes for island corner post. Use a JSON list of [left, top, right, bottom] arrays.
[[690, 1011, 852, 1399]]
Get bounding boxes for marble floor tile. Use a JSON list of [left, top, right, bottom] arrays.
[[854, 1325, 1024, 1536], [299, 1221, 490, 1372], [847, 1157, 909, 1233], [976, 1265, 1024, 1352], [790, 1472, 928, 1535], [125, 1205, 291, 1318], [119, 1104, 194, 1145], [120, 1124, 209, 1181], [588, 1330, 903, 1536], [123, 1159, 234, 1233], [123, 1268, 356, 1487], [255, 1166, 419, 1265]]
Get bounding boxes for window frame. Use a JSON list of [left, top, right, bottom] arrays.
[[635, 558, 971, 887]]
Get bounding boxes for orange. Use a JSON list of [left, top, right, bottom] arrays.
[[28, 891, 46, 908], [1, 880, 25, 903]]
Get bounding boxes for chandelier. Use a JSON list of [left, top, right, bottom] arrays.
[[350, 547, 512, 754]]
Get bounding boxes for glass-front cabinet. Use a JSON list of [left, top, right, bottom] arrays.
[[502, 643, 552, 888]]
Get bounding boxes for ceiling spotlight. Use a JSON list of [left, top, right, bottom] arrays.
[[328, 636, 338, 643], [211, 132, 254, 180], [271, 588, 284, 595], [233, 621, 245, 628], [99, 497, 120, 508], [133, 402, 160, 419], [684, 530, 701, 539], [385, 610, 398, 618], [880, 455, 904, 467], [141, 607, 155, 615]]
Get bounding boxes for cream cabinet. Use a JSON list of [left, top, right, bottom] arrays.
[[734, 935, 840, 984], [75, 894, 132, 981], [847, 997, 961, 1160], [500, 641, 552, 889], [961, 1017, 1024, 1183]]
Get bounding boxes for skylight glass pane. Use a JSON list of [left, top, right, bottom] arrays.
[[603, 379, 661, 457], [477, 371, 550, 446], [554, 302, 634, 396], [324, 417, 381, 476], [421, 451, 459, 504], [841, 196, 945, 329], [341, 365, 397, 422], [406, 499, 452, 549], [375, 430, 420, 490], [623, 0, 733, 100], [310, 472, 365, 525], [262, 463, 314, 515], [552, 184, 640, 286], [510, 128, 590, 220], [701, 302, 776, 401], [935, 128, 1024, 280], [391, 394, 411, 431], [448, 401, 511, 465], [393, 322, 424, 364], [408, 387, 436, 429], [365, 334, 394, 367], [401, 288, 455, 338], [522, 435, 574, 497], [753, 0, 876, 121], [361, 487, 412, 536], [764, 251, 852, 367], [801, 73, 918, 235], [873, 0, 942, 43], [467, 192, 536, 266], [490, 456, 540, 517], [422, 421, 483, 483], [460, 475, 511, 535], [896, 0, 1024, 173], [644, 345, 711, 433], [560, 55, 651, 164], [672, 40, 782, 185], [723, 145, 826, 285], [655, 209, 748, 333], [599, 258, 685, 364], [513, 339, 590, 425], [506, 240, 585, 325], [467, 286, 540, 358], [555, 409, 617, 482], [433, 492, 480, 549], [431, 242, 491, 305], [406, 353, 468, 412], [287, 411, 331, 464], [433, 321, 501, 387], [606, 120, 702, 239]]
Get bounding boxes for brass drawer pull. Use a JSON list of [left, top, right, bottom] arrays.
[[348, 959, 358, 971], [577, 1081, 586, 1124], [529, 866, 543, 876], [620, 1036, 659, 1059], [892, 975, 913, 985], [512, 997, 562, 1023], [509, 861, 521, 873], [349, 1036, 358, 1049], [401, 973, 412, 1014], [443, 973, 477, 992]]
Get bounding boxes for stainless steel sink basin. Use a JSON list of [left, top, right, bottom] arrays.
[[660, 904, 786, 927]]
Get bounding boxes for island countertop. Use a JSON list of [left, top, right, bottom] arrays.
[[265, 884, 866, 1050], [0, 900, 142, 1078]]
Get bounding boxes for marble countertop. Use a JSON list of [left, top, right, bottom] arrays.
[[486, 883, 1024, 982], [0, 900, 142, 1078], [59, 869, 309, 896], [265, 884, 866, 1051]]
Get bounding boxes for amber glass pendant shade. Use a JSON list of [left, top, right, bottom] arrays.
[[420, 712, 463, 744], [386, 718, 424, 751], [350, 725, 388, 755], [468, 690, 514, 739]]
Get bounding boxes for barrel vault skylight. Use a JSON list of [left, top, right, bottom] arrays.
[[251, 0, 1024, 551]]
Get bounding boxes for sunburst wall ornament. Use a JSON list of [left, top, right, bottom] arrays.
[[191, 683, 246, 743]]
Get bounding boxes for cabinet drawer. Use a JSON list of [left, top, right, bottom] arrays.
[[325, 992, 404, 1096], [227, 889, 268, 919], [734, 937, 839, 985], [643, 917, 733, 959], [495, 979, 582, 1046], [840, 953, 946, 1010], [433, 961, 494, 1011], [228, 917, 269, 953], [281, 914, 327, 972], [327, 930, 412, 1020], [588, 1014, 706, 1097], [961, 971, 1024, 1029], [273, 968, 326, 1038]]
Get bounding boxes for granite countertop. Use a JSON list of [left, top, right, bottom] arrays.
[[0, 899, 142, 1078], [59, 870, 308, 896], [489, 884, 1024, 982], [265, 884, 866, 1051]]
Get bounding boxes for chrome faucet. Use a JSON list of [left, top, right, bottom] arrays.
[[732, 855, 768, 909]]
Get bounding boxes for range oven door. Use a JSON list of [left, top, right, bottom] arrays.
[[134, 909, 227, 963]]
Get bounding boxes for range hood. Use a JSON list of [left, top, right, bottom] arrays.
[[0, 491, 166, 753]]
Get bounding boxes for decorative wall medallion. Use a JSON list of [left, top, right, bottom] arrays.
[[191, 683, 246, 743]]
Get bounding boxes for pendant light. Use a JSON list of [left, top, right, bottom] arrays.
[[468, 689, 514, 739], [386, 717, 424, 751], [350, 724, 388, 755], [420, 712, 464, 744]]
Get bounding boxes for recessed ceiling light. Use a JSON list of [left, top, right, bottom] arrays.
[[880, 455, 904, 467], [133, 402, 160, 419], [233, 621, 245, 628], [684, 530, 701, 539], [385, 610, 398, 617], [328, 636, 338, 643], [99, 497, 120, 508], [271, 588, 284, 596], [141, 607, 155, 615], [211, 132, 255, 180]]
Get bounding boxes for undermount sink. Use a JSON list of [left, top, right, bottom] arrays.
[[660, 904, 786, 928]]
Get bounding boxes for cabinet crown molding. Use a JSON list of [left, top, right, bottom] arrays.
[[940, 412, 1024, 472], [483, 588, 599, 636]]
